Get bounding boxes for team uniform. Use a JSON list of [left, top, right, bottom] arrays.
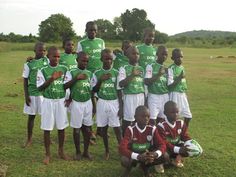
[[77, 37, 105, 72], [167, 64, 192, 119], [113, 52, 129, 70], [22, 57, 48, 115], [119, 123, 166, 160], [157, 119, 191, 156], [92, 68, 120, 127], [64, 68, 93, 128], [136, 44, 156, 70], [37, 64, 68, 131], [145, 63, 169, 120], [118, 65, 145, 121]]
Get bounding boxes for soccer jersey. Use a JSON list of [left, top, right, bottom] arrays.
[[145, 63, 168, 94], [167, 64, 187, 93], [22, 57, 48, 96], [119, 123, 166, 159], [157, 119, 191, 153], [118, 65, 145, 94], [92, 68, 118, 100], [59, 53, 77, 71], [113, 53, 129, 70], [65, 68, 92, 102], [136, 44, 156, 69], [77, 37, 105, 72], [37, 64, 68, 99]]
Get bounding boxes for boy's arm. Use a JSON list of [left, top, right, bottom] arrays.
[[119, 67, 140, 88], [117, 90, 123, 119], [167, 68, 184, 89], [144, 65, 165, 85], [92, 73, 111, 92], [152, 128, 166, 158], [76, 42, 82, 53], [181, 123, 191, 142], [22, 63, 30, 105], [64, 72, 87, 90], [91, 92, 97, 117]]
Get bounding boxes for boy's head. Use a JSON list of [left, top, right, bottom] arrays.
[[62, 39, 74, 54], [101, 49, 113, 69], [134, 106, 150, 129], [47, 46, 60, 66], [156, 45, 168, 64], [85, 21, 97, 39], [164, 101, 179, 123], [122, 40, 133, 56], [76, 51, 89, 70], [34, 42, 46, 59], [143, 28, 155, 45], [171, 48, 183, 66], [126, 46, 139, 65]]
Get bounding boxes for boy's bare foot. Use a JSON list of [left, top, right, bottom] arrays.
[[82, 153, 93, 161], [22, 140, 32, 148], [74, 153, 82, 161], [43, 156, 50, 165], [105, 152, 109, 160], [58, 152, 71, 161]]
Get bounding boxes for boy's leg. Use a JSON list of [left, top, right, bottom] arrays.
[[58, 129, 70, 160], [101, 125, 109, 160], [73, 128, 81, 160], [24, 114, 36, 147], [113, 126, 122, 144], [122, 120, 132, 137], [43, 130, 50, 165], [120, 156, 133, 177], [81, 125, 92, 160]]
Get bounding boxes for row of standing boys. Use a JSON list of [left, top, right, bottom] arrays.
[[22, 21, 193, 176]]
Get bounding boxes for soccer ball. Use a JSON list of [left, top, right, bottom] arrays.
[[184, 139, 203, 157]]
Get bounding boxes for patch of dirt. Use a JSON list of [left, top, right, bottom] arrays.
[[4, 93, 18, 97], [0, 104, 18, 111]]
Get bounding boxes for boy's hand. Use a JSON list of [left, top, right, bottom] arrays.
[[100, 73, 111, 81], [144, 151, 156, 164], [137, 153, 146, 163], [64, 99, 72, 107], [51, 71, 63, 80], [179, 70, 185, 79], [179, 146, 189, 157], [77, 73, 87, 80], [132, 68, 141, 76], [25, 96, 31, 106], [158, 66, 165, 76], [118, 107, 123, 120]]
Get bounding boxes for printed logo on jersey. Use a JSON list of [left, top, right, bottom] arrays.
[[82, 82, 90, 87], [147, 135, 152, 142], [111, 77, 116, 82], [54, 80, 63, 85], [93, 49, 101, 53], [104, 83, 114, 88], [177, 129, 182, 135]]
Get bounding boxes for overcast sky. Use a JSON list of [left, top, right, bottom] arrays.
[[0, 0, 235, 36]]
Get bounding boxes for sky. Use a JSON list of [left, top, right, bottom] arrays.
[[0, 0, 236, 36]]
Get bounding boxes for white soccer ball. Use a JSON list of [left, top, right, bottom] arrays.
[[184, 139, 203, 157]]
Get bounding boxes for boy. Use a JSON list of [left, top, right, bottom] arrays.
[[136, 28, 156, 70], [167, 48, 192, 126], [77, 21, 105, 72], [117, 46, 145, 135], [119, 105, 166, 177], [22, 42, 48, 147], [113, 40, 133, 70], [64, 51, 93, 160], [92, 49, 122, 160], [157, 101, 191, 172], [37, 46, 69, 165], [144, 46, 169, 125]]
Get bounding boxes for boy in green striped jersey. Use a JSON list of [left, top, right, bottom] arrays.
[[144, 46, 169, 125], [167, 49, 192, 127], [64, 52, 93, 161], [22, 42, 48, 147], [118, 46, 145, 136], [92, 49, 122, 160], [37, 46, 69, 165]]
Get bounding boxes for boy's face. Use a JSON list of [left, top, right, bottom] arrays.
[[122, 42, 132, 56], [127, 48, 139, 64], [48, 49, 60, 66], [135, 109, 150, 129], [172, 51, 183, 66], [77, 54, 89, 69], [35, 45, 46, 58], [165, 105, 179, 123], [144, 31, 155, 45], [101, 52, 113, 68], [157, 48, 168, 63], [86, 24, 97, 39], [64, 41, 74, 53]]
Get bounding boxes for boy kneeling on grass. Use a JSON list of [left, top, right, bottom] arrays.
[[119, 106, 166, 177]]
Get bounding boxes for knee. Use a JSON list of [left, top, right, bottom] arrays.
[[121, 156, 132, 168]]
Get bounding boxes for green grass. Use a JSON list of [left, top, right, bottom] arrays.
[[0, 45, 236, 177]]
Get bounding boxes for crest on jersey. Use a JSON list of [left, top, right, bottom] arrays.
[[177, 129, 182, 134], [147, 135, 152, 141], [112, 77, 116, 82]]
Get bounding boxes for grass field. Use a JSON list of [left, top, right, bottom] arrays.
[[0, 44, 236, 177]]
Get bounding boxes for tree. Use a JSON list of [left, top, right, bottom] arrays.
[[120, 8, 155, 41], [38, 14, 76, 42], [154, 31, 169, 44], [94, 19, 116, 40]]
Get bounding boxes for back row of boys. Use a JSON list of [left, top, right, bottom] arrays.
[[22, 21, 192, 166]]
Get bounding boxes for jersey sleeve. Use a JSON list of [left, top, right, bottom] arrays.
[[102, 40, 105, 49], [36, 70, 45, 88], [22, 63, 29, 78], [76, 42, 82, 53], [117, 67, 126, 90], [119, 127, 134, 159], [167, 68, 174, 86], [153, 128, 166, 157], [64, 71, 72, 84], [145, 64, 153, 78], [91, 73, 98, 88]]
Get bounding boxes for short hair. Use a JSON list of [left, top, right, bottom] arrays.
[[47, 46, 59, 56], [77, 51, 88, 61], [135, 105, 149, 117], [164, 101, 177, 112], [62, 38, 72, 48], [157, 45, 167, 54], [172, 48, 181, 57], [143, 27, 155, 38], [101, 48, 112, 57], [122, 40, 132, 48], [34, 42, 45, 51], [126, 46, 137, 56], [86, 21, 97, 31]]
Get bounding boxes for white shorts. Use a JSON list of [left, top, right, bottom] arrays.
[[70, 99, 93, 128], [41, 98, 69, 131], [123, 93, 145, 121], [23, 96, 43, 115], [148, 93, 169, 120], [96, 98, 120, 127], [169, 92, 192, 119]]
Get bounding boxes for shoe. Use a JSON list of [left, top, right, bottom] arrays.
[[171, 159, 184, 168], [154, 164, 164, 173]]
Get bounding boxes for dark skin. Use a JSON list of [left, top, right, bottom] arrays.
[[86, 24, 97, 40], [63, 40, 74, 54], [23, 44, 46, 148], [144, 31, 155, 46], [92, 51, 122, 160]]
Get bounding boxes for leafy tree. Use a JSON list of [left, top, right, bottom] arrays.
[[154, 31, 169, 44], [120, 8, 154, 41], [38, 14, 76, 42], [94, 19, 116, 40], [113, 17, 123, 39]]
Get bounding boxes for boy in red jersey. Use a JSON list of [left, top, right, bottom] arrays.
[[119, 106, 165, 177]]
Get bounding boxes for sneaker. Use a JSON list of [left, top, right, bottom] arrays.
[[154, 164, 164, 173]]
